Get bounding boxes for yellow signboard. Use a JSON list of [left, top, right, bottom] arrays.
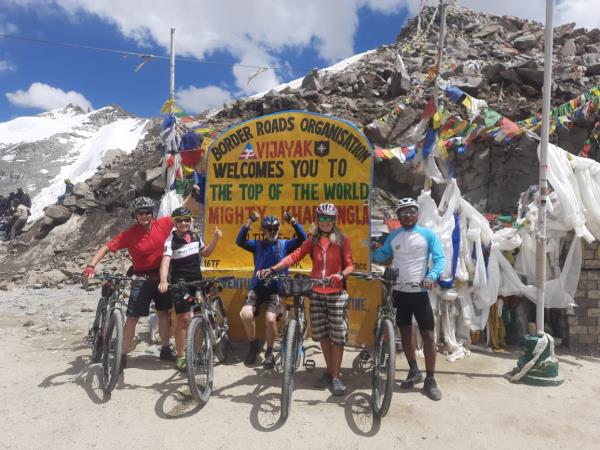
[[203, 111, 373, 273]]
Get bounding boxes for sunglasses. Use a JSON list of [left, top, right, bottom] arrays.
[[318, 216, 335, 222], [398, 210, 418, 217], [264, 227, 279, 233], [174, 218, 192, 223], [136, 210, 153, 216]]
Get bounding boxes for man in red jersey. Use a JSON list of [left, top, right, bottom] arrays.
[[82, 196, 176, 369]]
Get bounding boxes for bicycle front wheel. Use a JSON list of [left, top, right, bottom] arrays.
[[372, 317, 396, 417], [91, 297, 107, 363], [186, 316, 214, 404], [211, 297, 230, 363], [281, 318, 299, 421], [101, 309, 123, 394]]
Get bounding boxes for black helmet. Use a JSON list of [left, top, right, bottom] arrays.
[[172, 207, 192, 219], [131, 196, 155, 212], [261, 216, 280, 228]]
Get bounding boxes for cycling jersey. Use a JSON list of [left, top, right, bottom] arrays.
[[236, 222, 306, 291], [372, 225, 445, 293], [106, 216, 173, 273], [281, 235, 354, 294], [163, 230, 205, 281]]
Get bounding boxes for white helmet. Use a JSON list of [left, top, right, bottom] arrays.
[[316, 202, 337, 218], [396, 198, 419, 214]]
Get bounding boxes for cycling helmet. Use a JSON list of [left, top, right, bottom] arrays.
[[172, 207, 192, 219], [131, 196, 155, 212], [396, 197, 419, 213], [261, 216, 280, 228], [316, 202, 337, 218]]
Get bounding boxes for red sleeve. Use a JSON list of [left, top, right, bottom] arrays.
[[281, 237, 312, 267], [106, 228, 130, 253], [342, 236, 355, 274]]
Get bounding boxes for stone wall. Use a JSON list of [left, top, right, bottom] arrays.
[[568, 241, 600, 351]]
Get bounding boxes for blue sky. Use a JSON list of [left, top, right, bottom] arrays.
[[0, 0, 597, 122]]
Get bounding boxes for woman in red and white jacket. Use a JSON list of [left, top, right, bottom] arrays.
[[261, 202, 354, 396]]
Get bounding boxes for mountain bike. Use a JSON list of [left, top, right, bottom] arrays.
[[351, 269, 422, 417], [85, 273, 142, 394], [172, 276, 234, 404], [263, 274, 327, 422]]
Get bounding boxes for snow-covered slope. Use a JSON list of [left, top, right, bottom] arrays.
[[0, 104, 150, 219]]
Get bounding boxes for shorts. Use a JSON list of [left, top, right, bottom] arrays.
[[244, 289, 281, 317], [309, 290, 349, 346], [170, 280, 199, 315], [127, 278, 172, 317], [393, 290, 435, 331]]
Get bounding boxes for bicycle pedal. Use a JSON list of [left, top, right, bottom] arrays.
[[359, 349, 371, 361], [304, 358, 316, 369]]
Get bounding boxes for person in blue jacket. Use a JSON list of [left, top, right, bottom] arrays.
[[236, 212, 306, 368], [372, 197, 446, 401]]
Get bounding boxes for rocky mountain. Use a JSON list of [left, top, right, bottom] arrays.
[[2, 4, 600, 288], [0, 104, 150, 218]]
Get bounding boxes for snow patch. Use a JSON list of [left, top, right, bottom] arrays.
[[29, 118, 149, 219]]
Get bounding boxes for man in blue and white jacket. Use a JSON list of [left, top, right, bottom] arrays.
[[373, 197, 446, 401]]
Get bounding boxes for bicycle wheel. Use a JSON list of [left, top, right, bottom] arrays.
[[91, 297, 107, 363], [211, 297, 230, 363], [186, 316, 214, 404], [281, 318, 299, 421], [101, 309, 123, 394], [371, 317, 396, 417]]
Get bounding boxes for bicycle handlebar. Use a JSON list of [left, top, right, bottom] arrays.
[[168, 276, 235, 289], [95, 272, 147, 282], [350, 271, 423, 289], [261, 274, 332, 285]]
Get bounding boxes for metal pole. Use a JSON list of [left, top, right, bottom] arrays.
[[536, 0, 554, 335], [433, 0, 447, 109], [169, 28, 175, 102]]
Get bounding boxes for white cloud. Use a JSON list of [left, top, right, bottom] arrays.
[[175, 85, 232, 114], [6, 82, 93, 111], [0, 18, 19, 34], [0, 60, 16, 72], [3, 0, 599, 109]]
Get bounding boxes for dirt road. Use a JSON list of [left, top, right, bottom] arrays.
[[0, 286, 599, 449]]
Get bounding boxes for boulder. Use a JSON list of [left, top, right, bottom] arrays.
[[62, 195, 78, 208], [561, 39, 577, 58], [447, 76, 486, 96], [145, 167, 162, 182], [301, 69, 322, 92], [43, 205, 72, 224], [389, 69, 411, 97], [516, 68, 544, 86], [512, 34, 537, 51], [72, 182, 91, 197], [97, 172, 120, 189]]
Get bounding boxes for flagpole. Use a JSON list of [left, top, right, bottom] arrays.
[[169, 28, 175, 104], [425, 0, 447, 191], [536, 0, 554, 335]]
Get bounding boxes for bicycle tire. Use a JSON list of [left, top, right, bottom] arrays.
[[372, 317, 396, 417], [211, 297, 229, 363], [101, 309, 123, 394], [186, 316, 214, 404], [280, 318, 299, 421], [91, 297, 107, 363]]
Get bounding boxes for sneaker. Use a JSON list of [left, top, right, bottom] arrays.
[[159, 345, 177, 361], [176, 355, 187, 371], [119, 354, 127, 374], [314, 372, 332, 389], [422, 378, 442, 401], [263, 351, 275, 369], [400, 369, 424, 389], [244, 340, 261, 366], [331, 377, 346, 396]]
